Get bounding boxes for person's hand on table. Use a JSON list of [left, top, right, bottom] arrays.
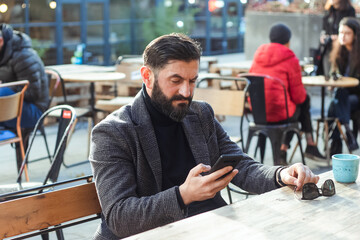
[[280, 163, 319, 190], [179, 163, 238, 205]]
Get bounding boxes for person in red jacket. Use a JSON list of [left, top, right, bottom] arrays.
[[249, 23, 325, 164]]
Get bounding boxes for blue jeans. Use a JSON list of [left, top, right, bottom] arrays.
[[328, 88, 360, 140], [0, 87, 43, 129], [329, 88, 359, 124]]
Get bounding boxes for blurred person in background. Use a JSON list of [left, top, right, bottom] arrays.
[[250, 23, 326, 165], [319, 0, 355, 76], [328, 17, 360, 155], [0, 23, 48, 129]]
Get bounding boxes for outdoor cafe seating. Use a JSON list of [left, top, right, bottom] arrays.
[[193, 75, 255, 203], [0, 105, 76, 195], [238, 73, 305, 166], [45, 68, 93, 167], [0, 80, 30, 181], [1, 54, 359, 239]]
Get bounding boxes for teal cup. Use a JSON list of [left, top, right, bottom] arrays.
[[332, 154, 360, 183]]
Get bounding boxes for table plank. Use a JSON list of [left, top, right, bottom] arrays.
[[61, 72, 125, 83], [46, 64, 115, 74], [125, 170, 360, 239]]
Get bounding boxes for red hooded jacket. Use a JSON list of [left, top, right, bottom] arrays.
[[249, 43, 307, 122]]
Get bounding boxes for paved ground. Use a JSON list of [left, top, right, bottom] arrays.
[[1, 52, 358, 239]]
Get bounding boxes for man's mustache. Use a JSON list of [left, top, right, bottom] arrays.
[[170, 95, 192, 102]]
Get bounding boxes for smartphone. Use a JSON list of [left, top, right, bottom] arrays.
[[208, 154, 242, 178]]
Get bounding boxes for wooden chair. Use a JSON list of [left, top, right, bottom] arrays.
[[316, 102, 354, 161], [0, 80, 29, 181], [194, 75, 253, 203], [45, 67, 92, 168], [0, 175, 101, 239], [194, 75, 249, 150]]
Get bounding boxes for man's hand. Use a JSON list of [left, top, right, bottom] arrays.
[[179, 163, 238, 205], [280, 163, 319, 190]]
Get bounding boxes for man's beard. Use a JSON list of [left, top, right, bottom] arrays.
[[151, 79, 192, 122]]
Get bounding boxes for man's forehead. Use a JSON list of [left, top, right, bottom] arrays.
[[158, 60, 199, 76], [161, 59, 199, 69]]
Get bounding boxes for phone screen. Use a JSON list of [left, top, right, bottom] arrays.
[[208, 154, 242, 178]]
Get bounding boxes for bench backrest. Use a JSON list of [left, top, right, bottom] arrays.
[[0, 182, 101, 238]]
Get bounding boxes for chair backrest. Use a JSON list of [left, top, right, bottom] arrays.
[[0, 176, 101, 239], [17, 105, 77, 185], [193, 76, 249, 117], [0, 80, 29, 122], [45, 69, 63, 109], [238, 73, 289, 125]]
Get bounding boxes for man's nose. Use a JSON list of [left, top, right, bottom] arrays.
[[179, 81, 191, 97]]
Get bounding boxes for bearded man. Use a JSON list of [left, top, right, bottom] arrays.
[[89, 33, 319, 239]]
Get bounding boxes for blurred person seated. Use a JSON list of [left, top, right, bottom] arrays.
[[249, 23, 325, 164], [328, 17, 360, 155], [0, 23, 48, 129]]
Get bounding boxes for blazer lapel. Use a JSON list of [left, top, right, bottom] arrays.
[[182, 114, 211, 166], [132, 91, 163, 191]]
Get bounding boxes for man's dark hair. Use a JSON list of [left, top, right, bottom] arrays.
[[143, 33, 202, 71]]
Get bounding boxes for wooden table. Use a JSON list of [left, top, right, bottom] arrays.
[[302, 76, 359, 121], [302, 75, 359, 88], [60, 72, 125, 112], [302, 75, 359, 115], [125, 170, 360, 239], [46, 64, 120, 103], [46, 64, 115, 74], [302, 76, 359, 160], [210, 60, 253, 76], [210, 60, 307, 76]]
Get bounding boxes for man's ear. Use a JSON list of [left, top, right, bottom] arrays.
[[141, 66, 153, 89], [0, 37, 4, 49]]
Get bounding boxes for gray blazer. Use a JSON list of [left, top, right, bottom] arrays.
[[89, 90, 279, 239]]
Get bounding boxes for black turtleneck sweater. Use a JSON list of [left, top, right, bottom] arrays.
[[142, 85, 226, 216], [142, 86, 196, 190]]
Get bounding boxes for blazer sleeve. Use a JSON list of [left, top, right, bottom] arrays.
[[89, 116, 185, 238], [200, 102, 280, 194]]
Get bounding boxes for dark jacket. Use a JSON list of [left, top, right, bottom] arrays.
[[321, 5, 356, 58], [336, 47, 360, 95], [89, 90, 279, 239], [322, 6, 355, 36], [250, 43, 306, 122], [0, 24, 48, 111]]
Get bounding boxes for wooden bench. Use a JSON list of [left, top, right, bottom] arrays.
[[0, 176, 101, 239]]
